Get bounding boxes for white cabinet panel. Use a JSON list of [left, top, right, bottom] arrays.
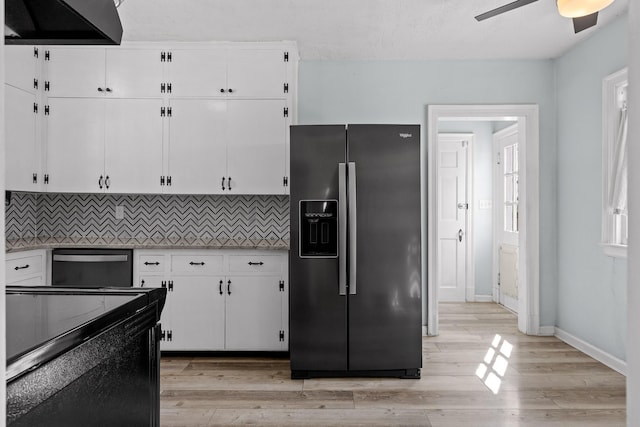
[[227, 49, 285, 98], [225, 276, 283, 350], [168, 49, 227, 97], [45, 48, 106, 97], [5, 85, 39, 191], [168, 99, 227, 194], [227, 100, 287, 194], [171, 254, 224, 274], [45, 98, 105, 193], [6, 250, 47, 287], [228, 254, 283, 274], [167, 276, 226, 350], [5, 46, 38, 93], [104, 99, 164, 193], [106, 49, 165, 98]]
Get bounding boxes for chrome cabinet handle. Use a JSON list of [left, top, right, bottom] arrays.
[[338, 163, 347, 296], [458, 229, 464, 242], [348, 162, 357, 295]]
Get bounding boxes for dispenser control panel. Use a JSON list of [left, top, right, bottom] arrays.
[[299, 200, 338, 258]]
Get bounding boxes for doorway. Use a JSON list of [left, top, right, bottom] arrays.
[[426, 105, 540, 336]]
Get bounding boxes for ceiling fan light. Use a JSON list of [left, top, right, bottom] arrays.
[[557, 0, 614, 18]]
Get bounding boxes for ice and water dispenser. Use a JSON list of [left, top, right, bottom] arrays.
[[299, 200, 338, 258]]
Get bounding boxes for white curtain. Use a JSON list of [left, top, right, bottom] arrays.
[[609, 104, 628, 213]]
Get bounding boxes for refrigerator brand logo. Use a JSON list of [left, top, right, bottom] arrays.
[[399, 133, 413, 139]]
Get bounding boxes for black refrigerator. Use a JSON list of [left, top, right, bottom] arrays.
[[289, 124, 422, 379]]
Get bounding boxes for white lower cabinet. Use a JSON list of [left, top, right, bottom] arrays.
[[5, 250, 47, 286], [135, 249, 288, 351]]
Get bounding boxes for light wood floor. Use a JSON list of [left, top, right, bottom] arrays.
[[160, 303, 626, 426]]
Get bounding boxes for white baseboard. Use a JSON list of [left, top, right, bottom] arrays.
[[473, 295, 493, 302], [537, 326, 555, 336], [554, 327, 627, 376]]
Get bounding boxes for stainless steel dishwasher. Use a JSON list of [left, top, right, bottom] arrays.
[[51, 248, 133, 288]]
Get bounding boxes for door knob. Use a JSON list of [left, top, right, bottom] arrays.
[[457, 202, 469, 210], [458, 229, 464, 242]]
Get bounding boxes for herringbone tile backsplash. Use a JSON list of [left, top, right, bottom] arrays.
[[6, 192, 290, 248]]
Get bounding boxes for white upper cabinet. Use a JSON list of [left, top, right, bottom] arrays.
[[44, 47, 164, 98], [167, 49, 227, 97], [5, 85, 40, 191], [4, 46, 39, 94], [167, 48, 287, 99], [167, 99, 228, 194], [226, 100, 287, 194]]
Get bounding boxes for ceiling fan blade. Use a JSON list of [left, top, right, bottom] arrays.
[[573, 12, 598, 33], [475, 0, 538, 21]]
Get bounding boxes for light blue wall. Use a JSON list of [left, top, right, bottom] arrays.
[[298, 59, 557, 326], [437, 120, 496, 298], [555, 14, 628, 360]]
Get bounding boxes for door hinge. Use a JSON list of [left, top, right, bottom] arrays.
[[33, 79, 38, 90], [161, 330, 166, 341], [161, 280, 166, 288], [167, 330, 173, 341], [160, 176, 165, 186], [284, 107, 289, 118], [497, 272, 501, 287], [168, 280, 174, 291], [279, 280, 285, 291], [33, 103, 38, 114], [44, 174, 49, 184], [44, 81, 50, 91], [161, 51, 166, 62], [279, 330, 285, 341], [462, 140, 468, 147], [284, 83, 289, 93], [284, 51, 289, 62], [161, 107, 166, 117], [497, 152, 501, 165], [167, 51, 172, 62], [44, 50, 50, 61], [161, 83, 166, 93], [167, 107, 172, 117], [167, 176, 172, 186], [44, 105, 50, 116], [283, 176, 288, 187], [167, 83, 172, 93], [32, 173, 38, 184], [34, 47, 38, 58]]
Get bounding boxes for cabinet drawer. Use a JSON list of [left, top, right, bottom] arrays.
[[6, 254, 43, 282], [7, 276, 43, 287], [228, 255, 282, 274], [138, 255, 165, 273], [171, 255, 224, 275]]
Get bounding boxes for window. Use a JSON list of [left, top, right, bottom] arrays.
[[503, 143, 519, 233], [602, 68, 628, 257]]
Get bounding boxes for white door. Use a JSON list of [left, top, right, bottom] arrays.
[[105, 49, 165, 98], [167, 99, 227, 194], [5, 45, 38, 93], [226, 49, 286, 98], [493, 125, 519, 312], [167, 49, 227, 97], [44, 48, 106, 97], [104, 99, 164, 194], [225, 276, 283, 350], [45, 98, 105, 193], [5, 85, 39, 191], [226, 100, 287, 194], [437, 134, 469, 302], [165, 276, 225, 350]]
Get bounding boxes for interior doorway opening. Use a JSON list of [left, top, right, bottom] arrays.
[[426, 105, 540, 336]]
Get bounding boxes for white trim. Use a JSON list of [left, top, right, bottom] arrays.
[[427, 104, 540, 336], [538, 326, 555, 336], [555, 327, 627, 376], [422, 325, 428, 336], [601, 67, 629, 253], [473, 294, 493, 302]]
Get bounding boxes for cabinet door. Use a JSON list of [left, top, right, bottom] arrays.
[[104, 99, 164, 193], [5, 46, 38, 93], [139, 276, 172, 349], [45, 48, 106, 97], [166, 276, 225, 350], [225, 276, 283, 350], [168, 49, 227, 97], [226, 100, 287, 194], [5, 85, 39, 191], [106, 49, 165, 98], [226, 49, 286, 98], [45, 98, 105, 193], [167, 99, 227, 194]]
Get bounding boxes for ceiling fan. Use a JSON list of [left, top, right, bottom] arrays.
[[475, 0, 615, 33]]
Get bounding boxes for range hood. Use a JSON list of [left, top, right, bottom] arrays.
[[5, 0, 123, 45]]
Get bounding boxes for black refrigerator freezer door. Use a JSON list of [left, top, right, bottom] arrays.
[[347, 124, 423, 372], [289, 125, 348, 373]]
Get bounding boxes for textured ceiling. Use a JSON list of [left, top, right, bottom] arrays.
[[118, 0, 629, 60]]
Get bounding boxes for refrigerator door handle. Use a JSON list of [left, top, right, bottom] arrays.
[[348, 161, 357, 295], [339, 163, 348, 296]]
